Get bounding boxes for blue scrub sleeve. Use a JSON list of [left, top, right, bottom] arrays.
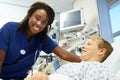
[[0, 22, 12, 51], [42, 36, 58, 54]]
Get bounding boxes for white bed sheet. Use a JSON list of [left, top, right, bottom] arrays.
[[49, 73, 73, 80]]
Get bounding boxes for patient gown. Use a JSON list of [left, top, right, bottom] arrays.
[[56, 61, 115, 80]]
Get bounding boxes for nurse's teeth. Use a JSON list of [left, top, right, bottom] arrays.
[[33, 27, 39, 30]]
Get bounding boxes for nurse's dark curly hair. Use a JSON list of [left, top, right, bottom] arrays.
[[18, 1, 55, 41]]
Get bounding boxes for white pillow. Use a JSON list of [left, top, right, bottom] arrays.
[[104, 42, 120, 74]]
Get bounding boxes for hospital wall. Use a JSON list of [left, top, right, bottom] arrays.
[[73, 0, 113, 43], [0, 0, 73, 29], [73, 0, 99, 32], [0, 2, 27, 28]]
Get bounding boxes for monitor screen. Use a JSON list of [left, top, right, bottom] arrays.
[[64, 10, 81, 27], [60, 9, 84, 32]]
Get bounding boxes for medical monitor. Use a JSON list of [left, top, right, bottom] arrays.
[[60, 9, 84, 32]]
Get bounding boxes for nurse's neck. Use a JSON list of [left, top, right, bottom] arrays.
[[26, 30, 34, 42]]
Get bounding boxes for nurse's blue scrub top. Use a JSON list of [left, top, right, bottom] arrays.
[[0, 22, 58, 79]]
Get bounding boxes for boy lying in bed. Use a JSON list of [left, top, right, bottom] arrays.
[[24, 36, 115, 80]]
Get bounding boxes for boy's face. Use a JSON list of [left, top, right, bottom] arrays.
[[80, 39, 100, 61]]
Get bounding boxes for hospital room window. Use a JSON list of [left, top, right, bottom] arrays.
[[109, 3, 120, 42]]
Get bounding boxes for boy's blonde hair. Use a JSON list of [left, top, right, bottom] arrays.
[[90, 36, 113, 62]]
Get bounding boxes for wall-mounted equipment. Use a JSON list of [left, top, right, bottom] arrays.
[[60, 9, 85, 32]]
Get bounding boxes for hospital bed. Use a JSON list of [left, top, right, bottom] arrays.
[[48, 41, 120, 80]]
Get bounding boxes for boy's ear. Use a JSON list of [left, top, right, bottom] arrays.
[[99, 48, 106, 55]]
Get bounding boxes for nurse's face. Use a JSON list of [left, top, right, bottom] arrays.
[[28, 9, 48, 35], [80, 39, 99, 61]]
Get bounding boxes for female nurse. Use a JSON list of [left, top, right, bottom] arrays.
[[0, 1, 81, 79]]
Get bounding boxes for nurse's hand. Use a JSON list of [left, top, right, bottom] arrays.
[[24, 72, 49, 80]]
